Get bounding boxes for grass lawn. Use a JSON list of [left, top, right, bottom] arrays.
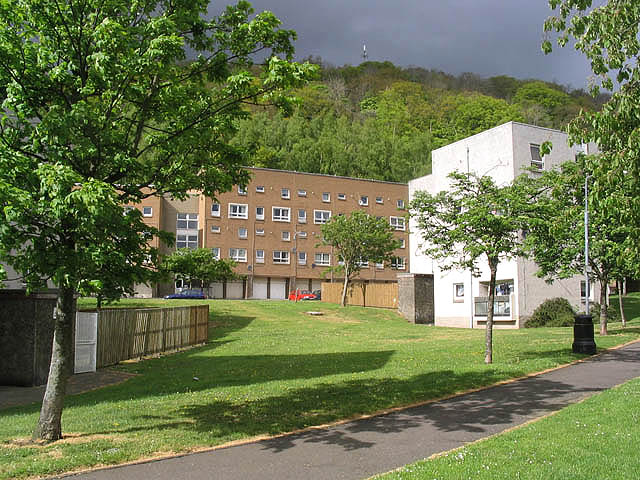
[[1, 298, 639, 479], [375, 375, 640, 480]]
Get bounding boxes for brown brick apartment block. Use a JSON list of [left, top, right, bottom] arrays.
[[134, 168, 409, 299]]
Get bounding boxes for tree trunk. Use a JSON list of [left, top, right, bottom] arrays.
[[340, 265, 350, 307], [599, 279, 608, 336], [33, 286, 76, 442], [618, 279, 627, 328], [485, 258, 498, 364]]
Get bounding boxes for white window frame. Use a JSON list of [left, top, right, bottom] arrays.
[[296, 231, 307, 238], [256, 228, 265, 236], [282, 231, 291, 241], [359, 196, 369, 206], [211, 225, 221, 233], [228, 203, 248, 219], [391, 257, 406, 270], [530, 144, 544, 170], [273, 250, 290, 264], [272, 206, 291, 222], [376, 196, 383, 204], [314, 209, 331, 224], [211, 247, 220, 260], [211, 203, 221, 217], [142, 206, 153, 217], [256, 249, 265, 263], [400, 238, 406, 248], [375, 262, 384, 270], [397, 199, 405, 209], [314, 252, 330, 266], [256, 206, 265, 221], [256, 185, 265, 193], [298, 209, 307, 224], [238, 186, 247, 195], [322, 192, 331, 203], [453, 283, 465, 302], [281, 188, 290, 199], [298, 189, 307, 197], [390, 216, 406, 231], [298, 251, 307, 265], [337, 193, 346, 201], [238, 227, 248, 239], [229, 248, 247, 263], [177, 213, 198, 230], [176, 234, 198, 250]]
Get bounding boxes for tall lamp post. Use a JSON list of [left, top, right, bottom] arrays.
[[584, 174, 590, 315]]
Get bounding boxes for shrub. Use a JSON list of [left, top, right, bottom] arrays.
[[588, 302, 621, 322], [526, 298, 576, 328]]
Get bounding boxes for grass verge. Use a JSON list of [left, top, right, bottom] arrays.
[[1, 298, 639, 479], [374, 375, 640, 480]]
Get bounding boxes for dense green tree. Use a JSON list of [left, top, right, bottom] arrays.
[[410, 173, 530, 364], [0, 0, 314, 442], [160, 248, 237, 291], [320, 211, 400, 307]]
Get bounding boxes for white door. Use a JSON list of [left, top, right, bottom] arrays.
[[270, 278, 287, 299], [252, 278, 268, 299], [75, 312, 97, 373]]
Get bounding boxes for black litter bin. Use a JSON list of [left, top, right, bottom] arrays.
[[572, 314, 596, 354]]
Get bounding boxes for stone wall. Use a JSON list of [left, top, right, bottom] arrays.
[[398, 274, 434, 324], [0, 290, 57, 386]]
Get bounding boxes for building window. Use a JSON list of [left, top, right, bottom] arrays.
[[238, 227, 248, 239], [298, 251, 307, 265], [400, 238, 406, 248], [238, 186, 247, 195], [228, 203, 248, 219], [358, 260, 369, 268], [211, 203, 221, 217], [142, 206, 153, 217], [530, 144, 544, 170], [397, 199, 405, 209], [337, 193, 346, 201], [359, 196, 368, 206], [229, 248, 247, 262], [298, 209, 307, 223], [391, 257, 405, 270], [322, 192, 331, 203], [298, 189, 307, 197], [376, 197, 383, 204], [211, 247, 220, 260], [390, 216, 406, 231], [256, 206, 265, 221], [273, 250, 290, 264], [314, 209, 331, 224], [177, 213, 198, 229], [580, 280, 594, 301], [177, 234, 198, 250], [272, 206, 291, 222], [282, 231, 291, 241], [281, 188, 290, 199], [453, 283, 464, 302], [256, 228, 264, 236], [296, 231, 307, 238], [211, 225, 221, 233], [315, 252, 330, 266], [256, 185, 265, 193], [256, 249, 265, 263], [375, 262, 384, 270]]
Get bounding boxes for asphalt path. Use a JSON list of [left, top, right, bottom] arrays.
[[61, 340, 640, 480]]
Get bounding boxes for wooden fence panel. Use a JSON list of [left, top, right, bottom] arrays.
[[93, 305, 209, 368], [321, 282, 398, 309]]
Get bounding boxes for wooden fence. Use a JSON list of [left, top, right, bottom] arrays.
[[321, 282, 399, 309], [95, 305, 209, 368]]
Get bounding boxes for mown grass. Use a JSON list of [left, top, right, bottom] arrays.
[[375, 375, 640, 480], [1, 298, 639, 479]]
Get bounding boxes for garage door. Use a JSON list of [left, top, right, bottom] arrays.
[[208, 282, 224, 299], [226, 280, 244, 299], [252, 278, 268, 299], [270, 278, 287, 299]]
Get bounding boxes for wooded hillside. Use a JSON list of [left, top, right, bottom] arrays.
[[232, 61, 607, 183]]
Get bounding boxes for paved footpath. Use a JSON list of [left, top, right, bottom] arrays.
[[62, 341, 640, 480]]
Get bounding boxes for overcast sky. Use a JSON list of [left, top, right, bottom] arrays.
[[211, 0, 595, 90]]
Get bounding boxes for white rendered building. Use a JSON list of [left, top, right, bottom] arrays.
[[409, 122, 595, 328]]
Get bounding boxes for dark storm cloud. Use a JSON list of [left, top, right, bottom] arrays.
[[210, 1, 594, 89]]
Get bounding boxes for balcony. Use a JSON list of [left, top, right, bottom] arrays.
[[474, 295, 512, 317]]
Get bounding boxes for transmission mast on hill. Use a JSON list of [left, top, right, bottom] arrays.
[[362, 43, 368, 61]]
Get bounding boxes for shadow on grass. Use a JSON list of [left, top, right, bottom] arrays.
[[207, 315, 255, 342]]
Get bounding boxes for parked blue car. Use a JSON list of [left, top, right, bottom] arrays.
[[164, 289, 206, 299]]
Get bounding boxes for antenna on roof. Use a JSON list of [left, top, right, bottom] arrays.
[[362, 43, 368, 61]]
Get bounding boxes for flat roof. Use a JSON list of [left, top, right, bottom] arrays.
[[245, 166, 408, 186]]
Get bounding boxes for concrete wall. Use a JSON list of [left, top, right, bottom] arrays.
[[398, 273, 434, 324], [0, 290, 57, 386]]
